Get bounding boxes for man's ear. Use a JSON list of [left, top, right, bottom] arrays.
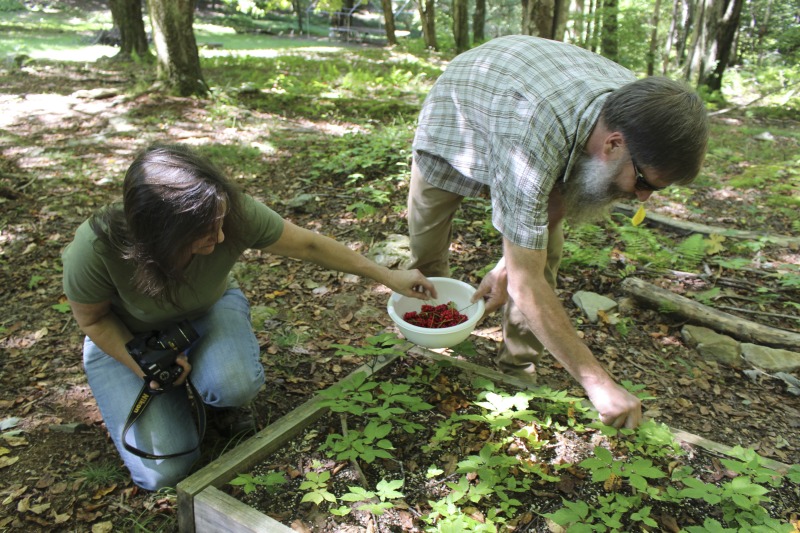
[[602, 131, 626, 158]]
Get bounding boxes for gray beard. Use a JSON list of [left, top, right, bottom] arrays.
[[560, 155, 634, 225]]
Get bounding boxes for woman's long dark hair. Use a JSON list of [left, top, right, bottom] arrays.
[[90, 143, 246, 305]]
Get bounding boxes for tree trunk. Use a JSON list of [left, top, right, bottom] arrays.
[[662, 0, 680, 74], [699, 0, 745, 92], [754, 0, 773, 67], [573, 0, 585, 44], [417, 0, 437, 50], [551, 0, 568, 41], [521, 0, 557, 38], [110, 0, 150, 60], [683, 0, 707, 83], [452, 0, 469, 53], [381, 0, 397, 45], [647, 0, 662, 75], [601, 0, 618, 60], [292, 0, 305, 33], [472, 0, 486, 43], [675, 0, 693, 67], [147, 0, 207, 96], [589, 0, 602, 52]]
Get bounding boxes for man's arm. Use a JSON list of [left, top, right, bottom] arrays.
[[502, 237, 642, 429]]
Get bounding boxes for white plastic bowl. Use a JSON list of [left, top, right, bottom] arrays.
[[387, 277, 485, 349]]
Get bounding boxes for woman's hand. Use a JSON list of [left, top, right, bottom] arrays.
[[385, 269, 438, 300], [149, 354, 192, 392], [472, 259, 509, 314]]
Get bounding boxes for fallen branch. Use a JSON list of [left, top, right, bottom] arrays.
[[612, 203, 799, 248], [620, 277, 800, 351], [715, 305, 800, 323]]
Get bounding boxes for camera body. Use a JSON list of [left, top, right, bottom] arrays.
[[126, 320, 199, 392]]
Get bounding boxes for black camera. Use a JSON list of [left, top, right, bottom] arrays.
[[126, 320, 199, 393]]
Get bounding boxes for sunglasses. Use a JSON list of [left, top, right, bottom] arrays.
[[631, 157, 667, 192]]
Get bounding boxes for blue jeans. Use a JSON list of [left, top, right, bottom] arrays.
[[83, 289, 265, 491]]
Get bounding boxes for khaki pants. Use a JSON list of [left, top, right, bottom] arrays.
[[407, 158, 564, 377]]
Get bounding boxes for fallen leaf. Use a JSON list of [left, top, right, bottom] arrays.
[[52, 510, 71, 524], [705, 233, 726, 254], [92, 484, 117, 499], [2, 435, 29, 447], [0, 455, 19, 468], [631, 204, 646, 226], [91, 521, 114, 533], [1, 485, 28, 505]]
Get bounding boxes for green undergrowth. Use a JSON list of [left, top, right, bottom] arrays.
[[229, 337, 800, 532]]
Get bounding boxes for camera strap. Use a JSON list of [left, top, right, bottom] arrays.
[[121, 379, 207, 460]]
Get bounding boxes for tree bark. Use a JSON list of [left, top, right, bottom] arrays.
[[601, 0, 618, 60], [452, 0, 469, 53], [662, 0, 680, 74], [552, 0, 569, 41], [147, 0, 207, 96], [521, 0, 557, 38], [417, 0, 437, 50], [683, 0, 707, 83], [292, 0, 305, 33], [589, 0, 602, 52], [573, 0, 585, 44], [109, 0, 150, 60], [647, 0, 662, 76], [620, 277, 800, 351], [381, 0, 397, 45], [472, 0, 486, 43], [699, 0, 745, 91]]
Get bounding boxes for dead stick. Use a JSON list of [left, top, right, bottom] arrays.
[[715, 305, 800, 324], [612, 203, 799, 248], [339, 414, 369, 488], [620, 277, 800, 351]]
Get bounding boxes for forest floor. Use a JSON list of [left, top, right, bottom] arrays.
[[1, 20, 799, 533]]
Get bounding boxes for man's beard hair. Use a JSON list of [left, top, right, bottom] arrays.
[[560, 154, 633, 225]]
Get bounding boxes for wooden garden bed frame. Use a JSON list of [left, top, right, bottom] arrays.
[[176, 346, 792, 532]]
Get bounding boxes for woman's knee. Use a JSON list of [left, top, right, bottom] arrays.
[[129, 454, 198, 491], [202, 374, 263, 408]]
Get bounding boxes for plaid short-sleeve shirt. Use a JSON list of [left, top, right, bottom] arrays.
[[413, 35, 636, 249]]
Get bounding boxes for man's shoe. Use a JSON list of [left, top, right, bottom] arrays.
[[209, 406, 257, 438], [497, 365, 538, 385]]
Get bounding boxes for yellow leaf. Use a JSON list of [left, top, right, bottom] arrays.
[[604, 473, 622, 492], [706, 233, 727, 254], [631, 204, 646, 226]]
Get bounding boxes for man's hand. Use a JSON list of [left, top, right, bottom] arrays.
[[385, 269, 438, 300], [472, 259, 509, 314], [584, 379, 642, 429]]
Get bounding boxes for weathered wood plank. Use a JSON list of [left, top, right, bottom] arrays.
[[177, 352, 401, 532], [194, 486, 292, 533]]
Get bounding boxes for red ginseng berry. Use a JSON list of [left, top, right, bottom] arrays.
[[402, 301, 468, 329]]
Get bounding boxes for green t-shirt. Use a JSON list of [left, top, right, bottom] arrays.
[[62, 194, 284, 333]]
